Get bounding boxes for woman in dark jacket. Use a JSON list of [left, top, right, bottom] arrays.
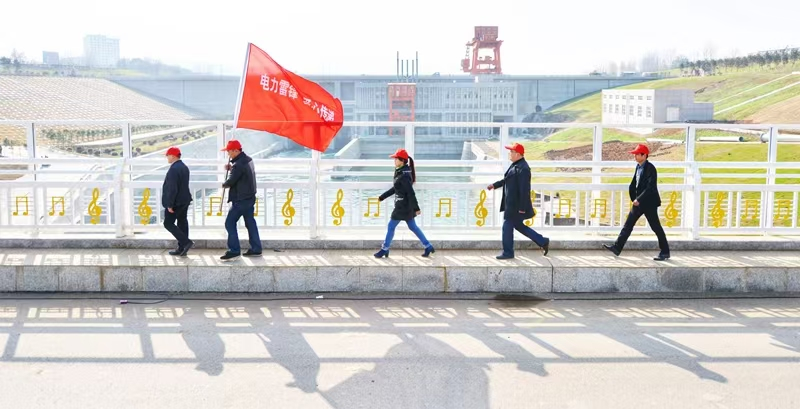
[[374, 148, 435, 258]]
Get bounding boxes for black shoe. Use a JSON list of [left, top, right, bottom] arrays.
[[541, 239, 550, 256], [168, 246, 182, 256], [374, 249, 390, 258], [243, 249, 262, 257], [603, 244, 621, 256], [179, 241, 194, 257], [496, 254, 514, 260], [220, 251, 241, 261], [422, 246, 435, 258], [654, 254, 670, 261]]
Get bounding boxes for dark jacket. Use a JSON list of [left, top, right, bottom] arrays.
[[629, 160, 661, 208], [492, 158, 535, 220], [223, 152, 257, 203], [162, 160, 192, 209], [378, 164, 420, 221]]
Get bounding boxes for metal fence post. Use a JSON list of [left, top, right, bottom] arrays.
[[684, 126, 700, 239], [310, 150, 320, 239], [26, 122, 41, 234], [116, 123, 133, 237], [765, 126, 779, 234]]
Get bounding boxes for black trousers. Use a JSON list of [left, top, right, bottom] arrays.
[[614, 205, 670, 255], [163, 205, 190, 248]]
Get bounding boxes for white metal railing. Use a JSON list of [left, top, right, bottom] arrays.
[[1, 120, 800, 238]]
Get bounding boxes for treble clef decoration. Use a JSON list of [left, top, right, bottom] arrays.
[[138, 188, 153, 225], [282, 189, 296, 226], [331, 189, 345, 226], [87, 188, 102, 225], [664, 191, 678, 228], [474, 190, 488, 227], [710, 192, 725, 228]]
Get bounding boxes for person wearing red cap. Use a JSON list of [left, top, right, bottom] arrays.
[[162, 146, 193, 256], [373, 148, 435, 258], [488, 143, 550, 259], [219, 139, 261, 261], [604, 144, 670, 261]]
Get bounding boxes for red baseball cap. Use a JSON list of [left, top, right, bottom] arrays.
[[221, 140, 242, 151], [389, 148, 409, 160], [629, 144, 650, 155], [165, 146, 181, 157], [504, 143, 525, 155]]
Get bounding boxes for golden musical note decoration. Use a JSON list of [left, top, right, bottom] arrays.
[[254, 197, 260, 217], [331, 189, 345, 226], [137, 188, 153, 225], [364, 197, 381, 218], [664, 191, 678, 227], [12, 196, 29, 216], [554, 198, 572, 218], [49, 196, 65, 216], [774, 199, 791, 222], [742, 199, 759, 221], [87, 188, 101, 225], [474, 190, 488, 227], [590, 199, 607, 218], [710, 192, 725, 228], [282, 189, 296, 226], [206, 197, 223, 216], [525, 190, 537, 227], [436, 198, 452, 218]]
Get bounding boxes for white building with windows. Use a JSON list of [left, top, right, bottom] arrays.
[[601, 89, 713, 134], [83, 35, 120, 68]]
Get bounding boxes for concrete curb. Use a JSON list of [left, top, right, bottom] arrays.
[[3, 264, 799, 294], [3, 238, 800, 251]]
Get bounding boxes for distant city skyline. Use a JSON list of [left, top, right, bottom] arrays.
[[2, 0, 798, 76]]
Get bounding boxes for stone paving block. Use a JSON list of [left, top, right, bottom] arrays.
[[359, 266, 403, 292], [102, 267, 143, 292], [658, 268, 704, 292], [20, 266, 59, 292], [230, 266, 274, 292], [553, 267, 618, 293], [189, 267, 231, 292], [0, 266, 17, 292], [615, 268, 660, 293], [403, 267, 445, 292], [446, 267, 488, 292], [530, 268, 553, 293], [786, 268, 800, 292], [59, 267, 102, 292], [143, 267, 188, 292], [487, 267, 532, 293], [274, 267, 316, 292], [745, 267, 788, 292], [704, 268, 746, 293], [317, 266, 359, 292]]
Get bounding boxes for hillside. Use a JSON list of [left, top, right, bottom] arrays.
[[549, 66, 800, 124]]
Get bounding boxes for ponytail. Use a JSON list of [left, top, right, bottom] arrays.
[[407, 157, 416, 184]]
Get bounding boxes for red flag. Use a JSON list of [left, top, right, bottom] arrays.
[[234, 43, 344, 152]]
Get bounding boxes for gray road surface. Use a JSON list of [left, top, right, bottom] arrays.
[[0, 295, 798, 408]]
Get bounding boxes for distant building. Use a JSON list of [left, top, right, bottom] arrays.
[[83, 35, 120, 68], [42, 51, 60, 65], [601, 89, 714, 134]]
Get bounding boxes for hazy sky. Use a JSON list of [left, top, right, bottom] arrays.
[[2, 0, 797, 76]]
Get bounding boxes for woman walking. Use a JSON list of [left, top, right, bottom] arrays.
[[374, 148, 435, 258]]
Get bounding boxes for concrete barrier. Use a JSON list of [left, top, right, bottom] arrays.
[[1, 249, 799, 294]]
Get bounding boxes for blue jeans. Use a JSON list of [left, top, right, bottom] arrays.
[[382, 218, 432, 251], [225, 198, 262, 254], [502, 216, 547, 256]]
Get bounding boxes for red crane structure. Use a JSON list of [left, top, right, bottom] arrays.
[[461, 26, 503, 75]]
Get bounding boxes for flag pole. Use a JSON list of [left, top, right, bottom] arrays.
[[220, 42, 252, 214]]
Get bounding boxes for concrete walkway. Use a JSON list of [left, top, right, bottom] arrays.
[[0, 248, 798, 294]]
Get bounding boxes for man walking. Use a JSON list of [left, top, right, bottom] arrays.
[[488, 143, 550, 259], [220, 140, 262, 261], [162, 146, 193, 256], [603, 144, 670, 261]]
